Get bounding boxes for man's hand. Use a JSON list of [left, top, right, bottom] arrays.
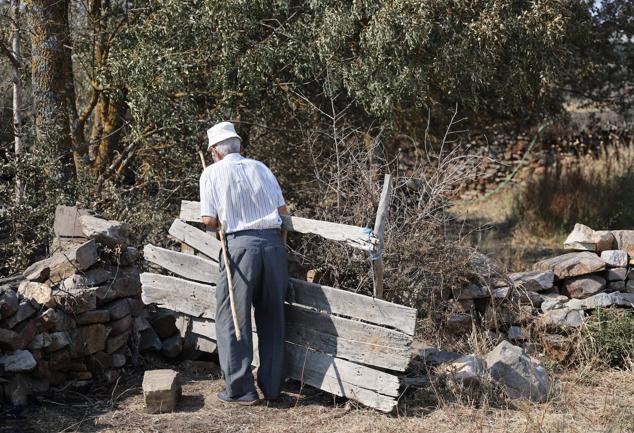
[[201, 216, 220, 229], [278, 205, 289, 248]]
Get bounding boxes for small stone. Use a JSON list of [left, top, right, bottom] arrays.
[[23, 240, 98, 282], [607, 281, 626, 293], [70, 324, 109, 356], [18, 281, 55, 307], [77, 309, 111, 325], [142, 369, 181, 414], [54, 288, 97, 314], [533, 252, 606, 279], [69, 371, 93, 381], [53, 205, 89, 238], [600, 250, 629, 268], [0, 290, 19, 318], [562, 275, 606, 299], [110, 314, 133, 337], [446, 313, 472, 334], [48, 331, 72, 352], [151, 311, 178, 339], [139, 327, 162, 352], [28, 333, 52, 350], [134, 316, 152, 333], [509, 271, 554, 292], [106, 331, 130, 354], [127, 298, 145, 317], [453, 284, 489, 300], [604, 267, 627, 281], [0, 328, 19, 350], [112, 353, 127, 368], [39, 308, 76, 331], [442, 355, 486, 385], [507, 326, 527, 341], [79, 214, 129, 248], [540, 308, 585, 327], [486, 340, 550, 402], [86, 352, 113, 374], [105, 299, 131, 321], [2, 300, 36, 329], [0, 350, 37, 372], [161, 334, 183, 359]]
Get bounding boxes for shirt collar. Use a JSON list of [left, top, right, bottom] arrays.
[[222, 153, 244, 162]]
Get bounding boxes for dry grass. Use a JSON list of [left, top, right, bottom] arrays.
[[5, 368, 633, 433]]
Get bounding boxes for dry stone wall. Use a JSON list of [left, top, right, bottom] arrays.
[[0, 207, 143, 405]]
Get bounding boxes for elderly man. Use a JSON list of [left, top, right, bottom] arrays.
[[199, 121, 289, 404]]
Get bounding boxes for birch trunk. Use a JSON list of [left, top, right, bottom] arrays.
[[11, 0, 24, 204]]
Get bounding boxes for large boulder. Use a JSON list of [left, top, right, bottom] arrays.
[[486, 341, 550, 402], [533, 252, 605, 279], [564, 224, 614, 251], [562, 275, 606, 299]]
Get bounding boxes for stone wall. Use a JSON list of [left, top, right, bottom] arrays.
[[0, 207, 142, 405]]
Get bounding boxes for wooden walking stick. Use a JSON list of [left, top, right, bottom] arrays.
[[219, 229, 242, 341], [199, 150, 241, 341]]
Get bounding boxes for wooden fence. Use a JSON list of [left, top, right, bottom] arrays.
[[141, 198, 416, 412]]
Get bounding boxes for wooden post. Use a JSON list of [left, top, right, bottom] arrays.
[[372, 174, 392, 299]]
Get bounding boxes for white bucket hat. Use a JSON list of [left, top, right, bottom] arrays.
[[207, 121, 242, 151]]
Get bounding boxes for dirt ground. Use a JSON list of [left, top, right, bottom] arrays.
[[2, 364, 633, 433]]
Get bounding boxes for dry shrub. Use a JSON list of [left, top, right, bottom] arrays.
[[289, 116, 506, 324], [512, 139, 634, 237]]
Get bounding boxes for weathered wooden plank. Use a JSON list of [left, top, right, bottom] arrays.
[[285, 306, 412, 371], [143, 244, 218, 284], [285, 343, 398, 412], [285, 323, 411, 371], [179, 200, 378, 250], [168, 219, 221, 261], [288, 278, 416, 336], [141, 273, 215, 319], [372, 174, 392, 299], [189, 317, 398, 410]]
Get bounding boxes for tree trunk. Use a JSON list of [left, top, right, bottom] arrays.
[[27, 0, 77, 195], [11, 0, 24, 204]]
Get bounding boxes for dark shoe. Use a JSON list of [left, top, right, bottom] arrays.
[[217, 390, 259, 406]]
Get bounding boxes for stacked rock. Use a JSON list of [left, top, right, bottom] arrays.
[[447, 223, 634, 345], [0, 206, 142, 405]]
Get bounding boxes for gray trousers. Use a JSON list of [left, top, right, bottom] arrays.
[[215, 228, 288, 398]]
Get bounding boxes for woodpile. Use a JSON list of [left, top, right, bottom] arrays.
[[140, 200, 417, 412], [0, 206, 142, 405]]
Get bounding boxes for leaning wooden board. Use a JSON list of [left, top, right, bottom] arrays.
[[179, 200, 378, 251], [141, 218, 417, 412]]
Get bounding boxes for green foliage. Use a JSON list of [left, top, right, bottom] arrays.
[[585, 308, 634, 369]]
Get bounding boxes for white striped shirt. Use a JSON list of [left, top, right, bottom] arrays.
[[199, 153, 286, 234]]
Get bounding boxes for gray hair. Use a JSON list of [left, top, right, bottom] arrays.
[[213, 137, 241, 156]]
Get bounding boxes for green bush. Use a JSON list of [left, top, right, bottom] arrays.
[[584, 308, 634, 369]]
